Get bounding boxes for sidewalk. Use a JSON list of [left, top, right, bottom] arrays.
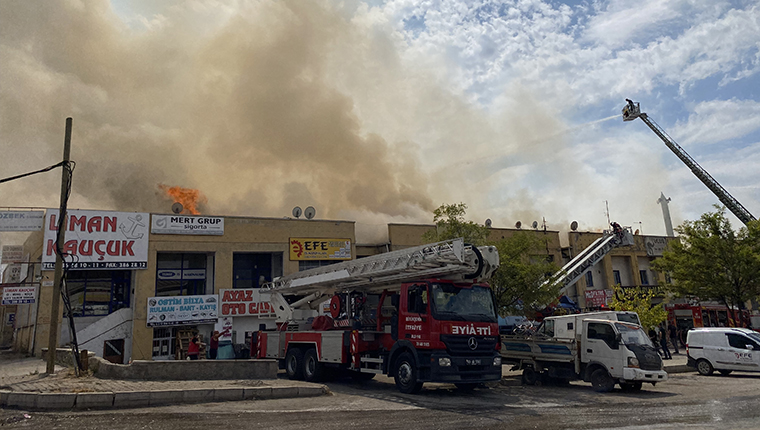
[[662, 351, 693, 373], [0, 354, 329, 411]]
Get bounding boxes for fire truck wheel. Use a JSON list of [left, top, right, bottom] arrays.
[[394, 352, 423, 394], [285, 348, 305, 380], [590, 368, 615, 393], [303, 348, 325, 382]]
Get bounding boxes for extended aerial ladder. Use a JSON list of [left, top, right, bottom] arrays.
[[262, 238, 499, 322], [551, 226, 634, 296], [623, 99, 756, 226]]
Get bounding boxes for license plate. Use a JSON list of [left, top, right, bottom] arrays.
[[465, 359, 481, 365]]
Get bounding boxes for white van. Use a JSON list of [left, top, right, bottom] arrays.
[[686, 327, 760, 375]]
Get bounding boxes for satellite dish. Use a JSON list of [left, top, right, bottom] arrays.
[[485, 219, 492, 228], [532, 221, 538, 229], [570, 221, 578, 231], [515, 221, 522, 229], [171, 202, 183, 214], [292, 206, 302, 218], [304, 206, 316, 220]]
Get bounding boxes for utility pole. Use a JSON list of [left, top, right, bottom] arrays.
[[46, 118, 72, 374]]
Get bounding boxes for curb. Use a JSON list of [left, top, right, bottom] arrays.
[[664, 364, 694, 374], [0, 385, 329, 411]]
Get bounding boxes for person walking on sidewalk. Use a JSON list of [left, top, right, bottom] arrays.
[[649, 327, 663, 356], [209, 330, 220, 360], [659, 323, 672, 359], [187, 333, 201, 360], [668, 323, 680, 354]]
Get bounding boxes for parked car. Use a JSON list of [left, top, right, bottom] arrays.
[[686, 327, 760, 376]]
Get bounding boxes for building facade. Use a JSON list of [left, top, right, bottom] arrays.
[[12, 209, 355, 362], [565, 230, 673, 309]]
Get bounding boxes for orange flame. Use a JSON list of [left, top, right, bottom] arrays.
[[159, 184, 207, 215]]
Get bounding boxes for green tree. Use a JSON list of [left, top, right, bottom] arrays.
[[651, 207, 760, 326], [489, 232, 561, 317], [422, 203, 489, 245], [422, 203, 560, 317], [608, 285, 667, 330]]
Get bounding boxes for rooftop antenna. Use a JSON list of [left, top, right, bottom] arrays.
[[171, 202, 183, 214], [304, 206, 316, 220], [515, 221, 522, 229], [532, 221, 538, 229], [485, 219, 492, 228], [570, 221, 578, 231], [292, 206, 302, 219]]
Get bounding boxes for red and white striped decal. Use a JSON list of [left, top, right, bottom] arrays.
[[351, 330, 359, 369], [256, 332, 264, 358]]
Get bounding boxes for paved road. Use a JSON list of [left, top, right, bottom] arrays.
[[3, 371, 760, 429]]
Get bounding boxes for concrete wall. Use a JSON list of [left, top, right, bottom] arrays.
[[92, 357, 278, 380], [76, 308, 133, 363]]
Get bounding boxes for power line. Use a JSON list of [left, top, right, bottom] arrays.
[[0, 162, 64, 184]]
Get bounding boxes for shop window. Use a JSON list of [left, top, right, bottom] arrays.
[[613, 270, 622, 286], [585, 271, 594, 287], [298, 260, 340, 271], [639, 270, 649, 285], [233, 253, 282, 289], [64, 271, 131, 317], [152, 327, 176, 359], [155, 253, 211, 296]]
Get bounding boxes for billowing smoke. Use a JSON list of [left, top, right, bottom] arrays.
[[1, 1, 640, 244]]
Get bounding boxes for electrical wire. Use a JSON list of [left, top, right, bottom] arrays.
[[0, 162, 64, 184]]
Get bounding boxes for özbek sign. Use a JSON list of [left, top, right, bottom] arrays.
[[43, 210, 149, 270]]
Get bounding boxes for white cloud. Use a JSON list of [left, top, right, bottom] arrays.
[[671, 99, 760, 146]]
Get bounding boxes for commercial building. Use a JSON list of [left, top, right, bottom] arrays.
[[11, 209, 354, 362], [5, 208, 691, 363], [563, 229, 674, 310]]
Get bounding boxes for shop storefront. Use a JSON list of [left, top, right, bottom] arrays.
[[128, 215, 356, 361], [36, 209, 151, 362]]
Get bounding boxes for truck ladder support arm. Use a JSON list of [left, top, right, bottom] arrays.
[[623, 100, 756, 225]]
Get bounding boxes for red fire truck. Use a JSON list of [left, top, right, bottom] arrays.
[[254, 239, 502, 393]]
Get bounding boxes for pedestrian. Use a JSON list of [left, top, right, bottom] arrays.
[[187, 333, 201, 360], [649, 327, 663, 356], [659, 323, 672, 359], [668, 323, 679, 354], [209, 330, 220, 360]]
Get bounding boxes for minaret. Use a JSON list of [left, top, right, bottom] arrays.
[[657, 192, 674, 237]]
